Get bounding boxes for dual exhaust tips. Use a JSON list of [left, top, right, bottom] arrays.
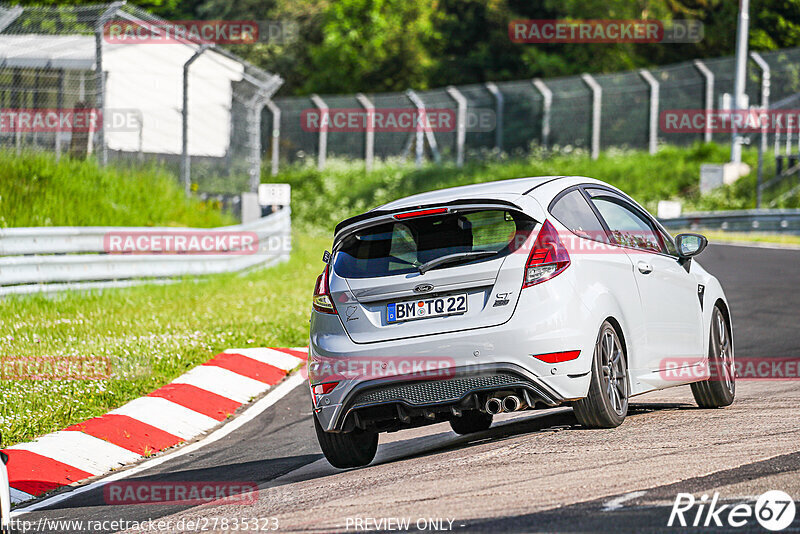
[[485, 395, 526, 415]]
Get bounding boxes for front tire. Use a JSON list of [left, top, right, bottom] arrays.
[[573, 321, 629, 428], [449, 410, 493, 435], [691, 305, 735, 408], [313, 414, 378, 469]]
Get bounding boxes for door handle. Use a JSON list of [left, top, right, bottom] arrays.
[[637, 261, 653, 274]]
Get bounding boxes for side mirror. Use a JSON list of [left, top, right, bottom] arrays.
[[676, 233, 708, 258]]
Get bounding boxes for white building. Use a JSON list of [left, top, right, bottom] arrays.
[[0, 32, 278, 158]]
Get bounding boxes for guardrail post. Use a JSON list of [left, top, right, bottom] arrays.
[[181, 44, 210, 194], [581, 73, 602, 160], [446, 86, 467, 167], [356, 93, 375, 172], [310, 94, 328, 171], [693, 59, 714, 143], [750, 51, 771, 154], [639, 69, 660, 155], [485, 82, 504, 152], [265, 100, 281, 177], [532, 78, 552, 149]]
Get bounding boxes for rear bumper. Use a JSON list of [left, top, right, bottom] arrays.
[[310, 273, 598, 432], [319, 363, 565, 432]]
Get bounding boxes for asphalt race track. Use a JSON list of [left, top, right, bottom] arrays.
[[10, 243, 800, 533]]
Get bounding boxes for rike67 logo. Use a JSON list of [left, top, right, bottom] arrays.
[[669, 490, 796, 531]]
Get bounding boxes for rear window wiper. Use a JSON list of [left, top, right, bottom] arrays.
[[417, 250, 498, 275]]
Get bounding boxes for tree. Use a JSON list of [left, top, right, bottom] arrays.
[[302, 0, 440, 94]]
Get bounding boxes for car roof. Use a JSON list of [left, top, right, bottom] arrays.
[[375, 175, 608, 211], [376, 176, 563, 211]]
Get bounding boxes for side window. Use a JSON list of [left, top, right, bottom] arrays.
[[550, 189, 608, 243], [585, 189, 664, 254]]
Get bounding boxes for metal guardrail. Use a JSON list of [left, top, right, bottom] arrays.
[[659, 209, 800, 234], [0, 208, 291, 296]]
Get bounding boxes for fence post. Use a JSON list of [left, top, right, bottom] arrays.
[[406, 90, 441, 167], [639, 69, 660, 155], [581, 73, 601, 160], [693, 59, 714, 143], [265, 100, 281, 177], [446, 86, 467, 167], [0, 6, 22, 32], [310, 94, 328, 170], [750, 51, 771, 154], [181, 44, 210, 195], [356, 93, 375, 172], [485, 82, 504, 152], [247, 97, 268, 192], [407, 89, 425, 167], [94, 2, 124, 167], [532, 78, 552, 148]]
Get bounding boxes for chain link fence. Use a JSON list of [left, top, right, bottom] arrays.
[[266, 47, 800, 172], [2, 3, 800, 186], [0, 3, 282, 195]]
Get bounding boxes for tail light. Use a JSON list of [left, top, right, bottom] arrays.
[[313, 265, 337, 314], [523, 219, 570, 287], [532, 350, 580, 363]]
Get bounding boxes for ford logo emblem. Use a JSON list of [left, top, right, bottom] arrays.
[[414, 283, 434, 293]]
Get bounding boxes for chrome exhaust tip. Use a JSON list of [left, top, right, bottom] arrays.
[[502, 395, 521, 412], [502, 395, 528, 412], [485, 397, 503, 415]]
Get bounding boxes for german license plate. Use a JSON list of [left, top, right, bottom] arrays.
[[387, 294, 468, 323]]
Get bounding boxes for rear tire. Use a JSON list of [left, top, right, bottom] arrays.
[[449, 410, 493, 435], [313, 414, 378, 469], [573, 321, 629, 429], [691, 305, 735, 408]]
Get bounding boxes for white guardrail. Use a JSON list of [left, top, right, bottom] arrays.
[[0, 208, 291, 296]]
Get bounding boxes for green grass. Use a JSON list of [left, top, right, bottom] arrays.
[[0, 151, 236, 228], [0, 232, 328, 448], [268, 143, 779, 234]]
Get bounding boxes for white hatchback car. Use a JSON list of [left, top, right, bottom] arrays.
[[309, 176, 735, 468]]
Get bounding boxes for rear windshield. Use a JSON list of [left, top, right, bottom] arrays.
[[333, 209, 536, 279]]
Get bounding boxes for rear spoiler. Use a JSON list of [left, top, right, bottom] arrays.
[[333, 198, 524, 243]]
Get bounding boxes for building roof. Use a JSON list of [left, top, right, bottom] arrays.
[[0, 34, 95, 70]]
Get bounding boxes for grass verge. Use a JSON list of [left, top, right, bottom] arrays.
[[0, 231, 328, 448], [0, 151, 235, 228]]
